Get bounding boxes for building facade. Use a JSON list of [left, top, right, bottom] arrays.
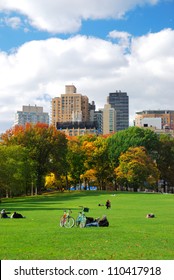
[[93, 110, 103, 134], [135, 110, 174, 130], [51, 85, 98, 135], [107, 90, 129, 131], [14, 105, 49, 126], [102, 104, 116, 135], [51, 85, 89, 127]]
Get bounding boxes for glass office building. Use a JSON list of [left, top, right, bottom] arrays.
[[107, 90, 129, 131]]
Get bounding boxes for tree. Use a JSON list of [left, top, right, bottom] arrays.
[[157, 134, 174, 191], [80, 169, 97, 189], [82, 136, 111, 190], [115, 146, 160, 191], [67, 138, 86, 189], [0, 145, 30, 197], [107, 127, 160, 168], [2, 124, 68, 193]]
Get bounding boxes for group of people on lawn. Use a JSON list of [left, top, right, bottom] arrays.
[[1, 199, 111, 227], [1, 198, 155, 227]]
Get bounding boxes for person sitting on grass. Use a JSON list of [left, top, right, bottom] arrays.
[[1, 209, 10, 218]]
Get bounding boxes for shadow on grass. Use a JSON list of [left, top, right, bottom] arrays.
[[0, 190, 108, 212]]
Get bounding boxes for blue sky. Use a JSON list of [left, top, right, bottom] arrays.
[[0, 0, 174, 133], [1, 1, 173, 51]]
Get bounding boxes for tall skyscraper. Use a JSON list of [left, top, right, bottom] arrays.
[[107, 90, 129, 131], [14, 105, 49, 126]]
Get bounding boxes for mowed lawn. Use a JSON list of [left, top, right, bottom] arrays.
[[0, 191, 174, 260]]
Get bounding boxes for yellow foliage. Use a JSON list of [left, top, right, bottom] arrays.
[[81, 169, 97, 181], [45, 173, 56, 188]]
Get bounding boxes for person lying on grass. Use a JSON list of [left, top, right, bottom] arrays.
[[85, 215, 109, 227], [11, 211, 25, 218], [146, 213, 155, 218]]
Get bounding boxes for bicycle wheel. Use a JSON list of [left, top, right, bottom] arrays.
[[64, 216, 75, 228], [79, 216, 86, 228], [79, 221, 86, 228], [76, 214, 82, 226], [60, 216, 65, 227]]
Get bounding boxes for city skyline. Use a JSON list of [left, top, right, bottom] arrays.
[[0, 0, 174, 133]]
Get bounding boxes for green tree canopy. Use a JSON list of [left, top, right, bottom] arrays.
[[82, 136, 111, 190], [107, 127, 160, 167], [157, 134, 174, 188], [115, 146, 160, 191], [2, 123, 68, 193], [66, 137, 86, 189], [0, 145, 31, 197]]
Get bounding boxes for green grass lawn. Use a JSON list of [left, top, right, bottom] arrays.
[[0, 191, 174, 260]]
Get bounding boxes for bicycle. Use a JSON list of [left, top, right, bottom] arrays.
[[60, 209, 75, 228], [76, 206, 89, 228]]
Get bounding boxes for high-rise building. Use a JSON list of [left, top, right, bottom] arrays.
[[89, 101, 96, 122], [107, 90, 129, 131], [14, 105, 49, 126], [94, 110, 103, 134], [102, 104, 116, 135], [51, 85, 98, 136], [51, 85, 89, 127]]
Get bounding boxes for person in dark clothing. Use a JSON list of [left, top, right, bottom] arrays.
[[106, 199, 111, 209], [11, 212, 25, 218], [1, 209, 10, 218], [98, 215, 109, 227]]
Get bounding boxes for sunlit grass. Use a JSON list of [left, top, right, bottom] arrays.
[[0, 191, 174, 260]]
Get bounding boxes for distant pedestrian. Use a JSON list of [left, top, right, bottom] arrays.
[[105, 199, 111, 209]]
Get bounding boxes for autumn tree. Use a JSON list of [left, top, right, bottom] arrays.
[[107, 127, 160, 168], [115, 146, 160, 191], [80, 168, 97, 189], [67, 137, 86, 189], [2, 123, 68, 193], [82, 136, 111, 190]]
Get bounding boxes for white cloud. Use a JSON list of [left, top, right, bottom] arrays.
[[2, 16, 22, 29], [0, 0, 160, 33], [0, 28, 174, 133], [108, 30, 132, 51]]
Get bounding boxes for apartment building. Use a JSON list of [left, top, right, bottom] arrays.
[[135, 110, 174, 130], [14, 105, 49, 126], [51, 85, 89, 127], [51, 85, 98, 135], [102, 104, 116, 135]]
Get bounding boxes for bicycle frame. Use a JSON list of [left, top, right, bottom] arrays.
[[76, 206, 89, 228]]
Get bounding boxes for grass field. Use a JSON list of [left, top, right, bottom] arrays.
[[0, 191, 174, 260]]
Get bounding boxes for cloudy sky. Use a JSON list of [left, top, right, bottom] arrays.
[[0, 0, 174, 133]]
